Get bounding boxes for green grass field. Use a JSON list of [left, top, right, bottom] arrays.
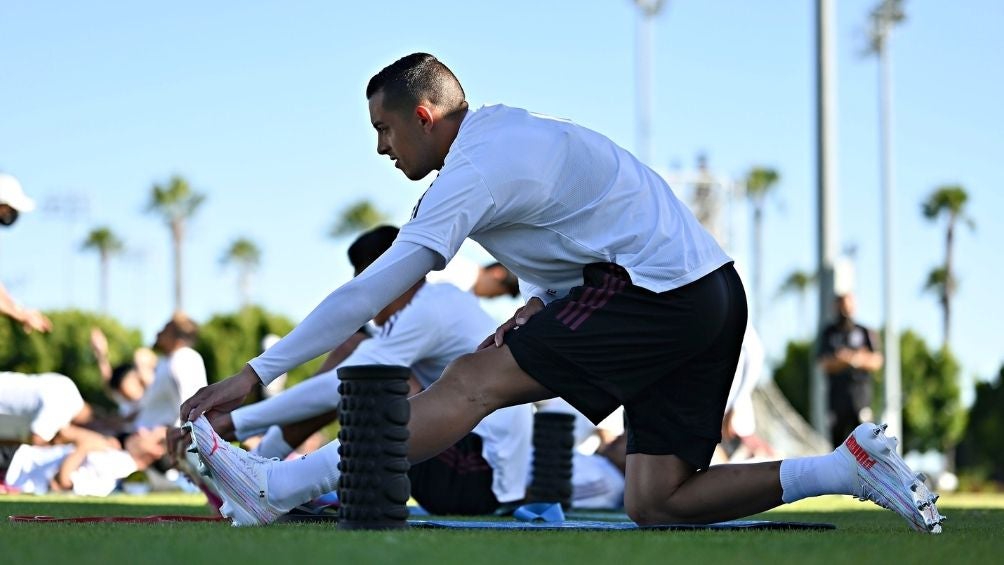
[[2, 493, 1002, 565]]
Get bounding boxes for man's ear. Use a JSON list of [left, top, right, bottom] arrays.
[[416, 105, 435, 132]]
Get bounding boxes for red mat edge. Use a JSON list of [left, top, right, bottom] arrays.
[[9, 515, 227, 523]]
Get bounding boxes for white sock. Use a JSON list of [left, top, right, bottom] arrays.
[[779, 448, 856, 503], [266, 440, 341, 510], [252, 426, 294, 460]]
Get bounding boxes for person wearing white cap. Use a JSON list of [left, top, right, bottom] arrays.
[[0, 172, 52, 333]]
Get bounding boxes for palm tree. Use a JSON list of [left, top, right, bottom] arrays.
[[146, 175, 206, 313], [866, 0, 905, 55], [922, 184, 973, 346], [923, 266, 951, 334], [81, 226, 124, 313], [221, 237, 262, 308], [777, 269, 817, 336], [330, 200, 388, 238], [745, 166, 780, 325]]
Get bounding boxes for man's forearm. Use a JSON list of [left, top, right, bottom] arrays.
[[314, 331, 370, 376], [855, 350, 884, 372], [248, 242, 438, 384], [0, 284, 25, 322], [819, 356, 849, 374]]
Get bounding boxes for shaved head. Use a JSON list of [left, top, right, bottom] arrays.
[[366, 53, 466, 115]]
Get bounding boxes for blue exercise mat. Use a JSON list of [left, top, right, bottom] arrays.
[[564, 510, 631, 521], [408, 519, 835, 531], [277, 501, 834, 530]]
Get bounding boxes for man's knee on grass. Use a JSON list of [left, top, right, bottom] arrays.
[[626, 492, 708, 525], [624, 457, 704, 525]]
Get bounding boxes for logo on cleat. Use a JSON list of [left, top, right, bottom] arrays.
[[845, 436, 876, 469]]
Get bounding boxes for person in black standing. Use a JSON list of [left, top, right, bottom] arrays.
[[818, 293, 885, 447]]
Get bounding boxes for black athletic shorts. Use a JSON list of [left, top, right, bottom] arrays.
[[505, 262, 747, 469], [408, 433, 500, 515]]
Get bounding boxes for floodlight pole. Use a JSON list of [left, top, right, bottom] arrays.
[[633, 0, 665, 165], [874, 0, 903, 450], [813, 0, 839, 440]]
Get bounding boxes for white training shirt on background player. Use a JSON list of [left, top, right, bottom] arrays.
[[133, 347, 207, 430], [570, 452, 626, 509], [0, 373, 85, 443], [3, 444, 137, 496], [234, 281, 533, 505], [248, 103, 730, 402]]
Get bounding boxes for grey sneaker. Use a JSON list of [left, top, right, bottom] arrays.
[[840, 423, 946, 534]]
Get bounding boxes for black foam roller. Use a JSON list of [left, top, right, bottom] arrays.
[[336, 364, 411, 530], [526, 411, 576, 509]]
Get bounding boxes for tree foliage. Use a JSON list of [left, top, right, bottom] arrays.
[[81, 226, 125, 312], [220, 237, 262, 307], [772, 339, 813, 423], [0, 310, 143, 408], [330, 200, 388, 238], [777, 270, 817, 298], [194, 306, 322, 388], [921, 184, 972, 224], [744, 166, 780, 204], [777, 269, 817, 335], [923, 266, 954, 305], [0, 306, 327, 411], [866, 0, 906, 54], [146, 175, 206, 312], [899, 330, 967, 452], [957, 365, 1004, 481], [146, 175, 207, 225], [220, 238, 261, 269], [81, 226, 124, 256], [773, 330, 967, 453], [921, 184, 973, 346], [744, 166, 780, 325]]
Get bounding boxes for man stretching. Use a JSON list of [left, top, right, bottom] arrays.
[[181, 53, 942, 532]]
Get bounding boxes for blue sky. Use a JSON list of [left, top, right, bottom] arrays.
[[1, 1, 1000, 383]]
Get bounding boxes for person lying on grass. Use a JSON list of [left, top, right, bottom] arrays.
[[0, 426, 167, 496]]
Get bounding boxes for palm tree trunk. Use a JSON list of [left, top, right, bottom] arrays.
[[239, 269, 250, 309], [100, 250, 109, 313], [798, 291, 807, 338], [753, 206, 764, 325], [943, 218, 955, 347], [172, 220, 184, 313]]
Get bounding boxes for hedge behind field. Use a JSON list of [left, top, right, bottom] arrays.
[[0, 306, 323, 408], [0, 310, 142, 408]]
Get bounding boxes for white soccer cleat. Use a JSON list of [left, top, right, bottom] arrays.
[[171, 442, 225, 516], [840, 422, 946, 534], [183, 416, 285, 527]]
